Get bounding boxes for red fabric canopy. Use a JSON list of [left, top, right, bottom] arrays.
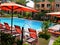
[[46, 12, 60, 16], [0, 3, 38, 44], [1, 2, 37, 12]]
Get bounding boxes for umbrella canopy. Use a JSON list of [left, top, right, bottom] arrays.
[[0, 3, 38, 45], [0, 2, 37, 30], [0, 2, 38, 36], [46, 12, 60, 16], [1, 2, 37, 12]]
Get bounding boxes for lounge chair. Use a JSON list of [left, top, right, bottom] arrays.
[[0, 23, 3, 29], [28, 28, 37, 39], [2, 22, 15, 33], [0, 23, 5, 32], [26, 28, 38, 45], [0, 23, 4, 29], [14, 25, 22, 34], [3, 25, 22, 37], [4, 22, 14, 30], [13, 25, 22, 40], [14, 25, 22, 35], [48, 29, 60, 36]]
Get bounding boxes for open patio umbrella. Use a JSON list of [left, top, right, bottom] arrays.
[[1, 2, 37, 32], [46, 12, 60, 18], [1, 2, 37, 12], [0, 2, 37, 45], [46, 12, 60, 16], [46, 12, 60, 22]]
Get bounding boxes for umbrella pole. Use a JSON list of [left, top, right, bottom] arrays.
[[0, 2, 1, 23], [21, 27, 24, 45], [11, 6, 13, 33], [0, 2, 2, 44]]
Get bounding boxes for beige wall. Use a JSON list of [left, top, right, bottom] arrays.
[[55, 1, 60, 11], [36, 0, 60, 12], [37, 0, 50, 11]]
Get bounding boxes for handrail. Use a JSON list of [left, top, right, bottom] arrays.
[[22, 22, 31, 28]]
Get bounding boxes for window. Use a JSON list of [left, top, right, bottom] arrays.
[[36, 4, 40, 8], [41, 10, 44, 12], [32, 0, 45, 2], [47, 4, 51, 8], [40, 0, 45, 2], [41, 4, 44, 7], [42, 0, 45, 2], [56, 4, 59, 8]]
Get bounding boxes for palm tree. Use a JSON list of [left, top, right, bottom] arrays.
[[48, 0, 55, 12], [38, 20, 51, 40], [42, 20, 51, 34], [16, 0, 26, 5]]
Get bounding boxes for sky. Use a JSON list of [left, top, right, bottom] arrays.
[[26, 0, 34, 8]]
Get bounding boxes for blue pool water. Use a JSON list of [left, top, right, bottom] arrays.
[[0, 18, 53, 31]]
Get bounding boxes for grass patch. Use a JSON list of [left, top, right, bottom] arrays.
[[38, 38, 49, 45]]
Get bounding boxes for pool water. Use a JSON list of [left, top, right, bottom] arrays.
[[0, 18, 53, 31]]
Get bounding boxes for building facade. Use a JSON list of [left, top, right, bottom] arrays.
[[36, 0, 60, 12], [1, 0, 9, 2], [55, 0, 60, 11], [1, 0, 15, 3]]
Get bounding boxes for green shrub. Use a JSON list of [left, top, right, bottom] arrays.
[[38, 32, 50, 40], [25, 12, 32, 18], [16, 40, 22, 45], [23, 42, 29, 45], [18, 15, 23, 18], [1, 32, 15, 45], [53, 37, 60, 45], [23, 43, 29, 45]]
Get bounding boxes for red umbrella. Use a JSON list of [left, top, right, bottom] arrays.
[[46, 12, 60, 18], [46, 12, 60, 16], [1, 6, 11, 11], [1, 2, 37, 12], [0, 2, 37, 45], [1, 2, 37, 31]]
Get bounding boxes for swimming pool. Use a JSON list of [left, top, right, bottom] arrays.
[[0, 18, 53, 31]]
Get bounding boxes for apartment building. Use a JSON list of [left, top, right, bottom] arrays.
[[36, 0, 60, 12], [1, 0, 12, 3], [2, 0, 8, 2], [55, 0, 60, 11]]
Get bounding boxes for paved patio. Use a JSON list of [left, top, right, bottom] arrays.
[[48, 36, 56, 45]]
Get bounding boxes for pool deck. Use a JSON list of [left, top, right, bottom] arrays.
[[48, 36, 56, 45]]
